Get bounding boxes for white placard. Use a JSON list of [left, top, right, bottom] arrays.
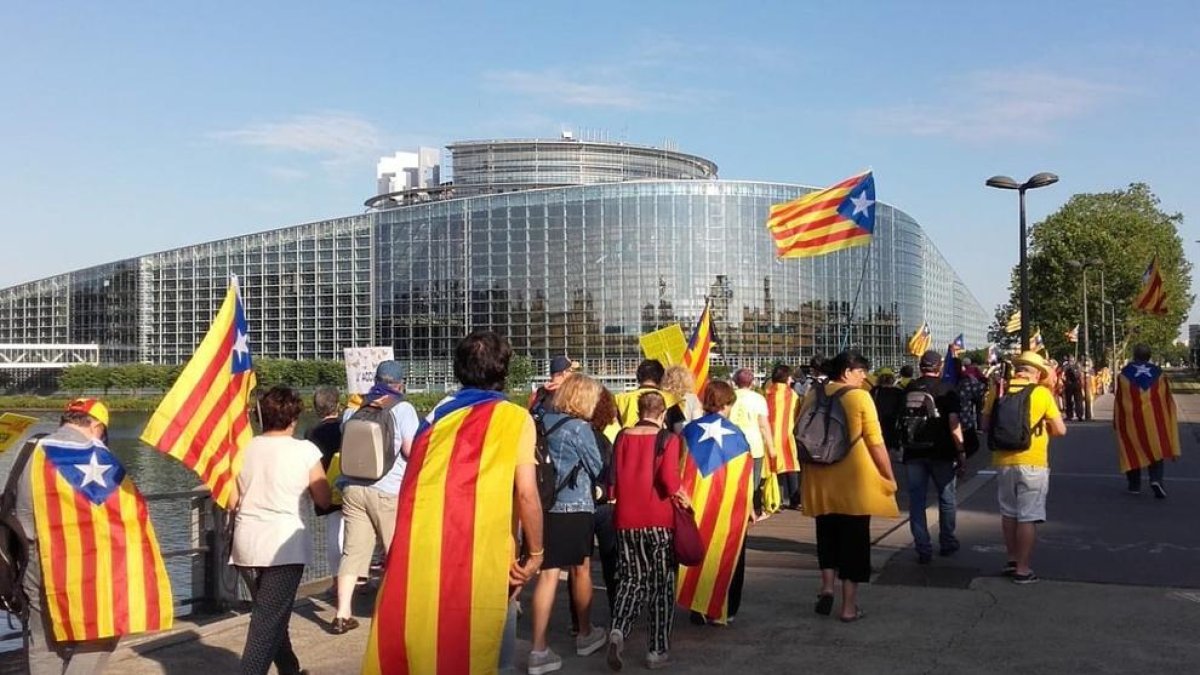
[[344, 346, 396, 395]]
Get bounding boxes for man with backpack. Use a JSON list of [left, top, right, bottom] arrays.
[[982, 351, 1067, 585], [331, 360, 419, 634], [529, 355, 579, 418], [615, 359, 665, 428], [1061, 357, 1084, 421], [899, 350, 966, 564]]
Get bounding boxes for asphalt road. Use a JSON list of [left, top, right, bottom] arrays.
[[889, 395, 1200, 588]]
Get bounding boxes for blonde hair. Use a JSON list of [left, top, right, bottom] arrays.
[[551, 373, 602, 420], [661, 365, 695, 400]]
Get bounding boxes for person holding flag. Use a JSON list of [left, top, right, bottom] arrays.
[[361, 331, 545, 675], [1113, 344, 1181, 498], [907, 322, 932, 358], [676, 381, 754, 627], [13, 399, 173, 674]]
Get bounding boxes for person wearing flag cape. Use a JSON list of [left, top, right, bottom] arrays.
[[1113, 344, 1181, 499], [361, 331, 545, 675], [676, 381, 755, 626], [13, 398, 172, 675]]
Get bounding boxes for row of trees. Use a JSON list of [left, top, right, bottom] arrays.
[[989, 183, 1193, 367], [57, 356, 540, 395]]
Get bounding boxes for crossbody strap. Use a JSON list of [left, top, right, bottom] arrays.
[[1, 433, 47, 512]]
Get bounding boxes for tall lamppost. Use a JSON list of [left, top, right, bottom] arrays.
[[986, 172, 1060, 351], [1069, 258, 1102, 419]]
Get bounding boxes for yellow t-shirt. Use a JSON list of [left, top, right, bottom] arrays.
[[730, 388, 769, 459], [800, 382, 899, 518], [615, 386, 667, 428], [983, 377, 1061, 468]]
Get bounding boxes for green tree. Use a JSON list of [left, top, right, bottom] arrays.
[[1006, 183, 1192, 366], [987, 302, 1019, 353], [506, 355, 535, 392]]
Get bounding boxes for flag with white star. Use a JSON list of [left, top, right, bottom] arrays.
[[141, 276, 257, 508], [766, 170, 875, 258], [1114, 360, 1180, 472], [677, 412, 753, 623], [30, 438, 173, 640]]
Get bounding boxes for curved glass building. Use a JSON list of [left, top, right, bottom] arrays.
[[0, 137, 988, 390]]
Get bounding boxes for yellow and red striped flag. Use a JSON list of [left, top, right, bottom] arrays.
[[676, 413, 753, 623], [682, 303, 716, 393], [1005, 311, 1022, 334], [363, 389, 528, 675], [30, 437, 173, 641], [140, 277, 256, 508], [1133, 257, 1168, 314], [907, 321, 932, 357], [765, 382, 800, 474], [1113, 361, 1180, 473], [1065, 325, 1079, 343], [767, 171, 875, 258]]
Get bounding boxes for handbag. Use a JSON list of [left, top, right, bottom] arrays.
[[672, 502, 705, 567]]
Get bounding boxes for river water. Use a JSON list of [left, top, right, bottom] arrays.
[[0, 410, 332, 638]]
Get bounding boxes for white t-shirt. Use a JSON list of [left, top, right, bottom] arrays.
[[731, 388, 769, 459], [231, 435, 323, 567]]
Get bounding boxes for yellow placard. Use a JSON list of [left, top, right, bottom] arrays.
[[638, 324, 688, 366], [0, 412, 39, 454]]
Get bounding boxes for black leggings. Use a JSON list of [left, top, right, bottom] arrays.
[[815, 515, 872, 583], [238, 564, 305, 675]]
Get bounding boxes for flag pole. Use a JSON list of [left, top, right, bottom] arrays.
[[841, 242, 874, 350]]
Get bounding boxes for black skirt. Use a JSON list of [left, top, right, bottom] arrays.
[[544, 511, 596, 569]]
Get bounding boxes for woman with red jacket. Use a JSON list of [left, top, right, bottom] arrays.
[[605, 391, 690, 671]]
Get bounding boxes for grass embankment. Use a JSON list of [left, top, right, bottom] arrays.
[[1169, 371, 1200, 394]]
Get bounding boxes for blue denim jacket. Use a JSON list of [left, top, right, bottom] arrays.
[[542, 412, 603, 514]]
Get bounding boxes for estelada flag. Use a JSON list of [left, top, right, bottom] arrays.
[[1005, 311, 1022, 334], [141, 277, 256, 508], [765, 382, 799, 474], [767, 171, 875, 258], [30, 437, 173, 641], [950, 333, 966, 356], [682, 302, 716, 394], [1113, 361, 1180, 473], [363, 389, 528, 675], [1133, 257, 1168, 315], [676, 412, 752, 623], [907, 321, 931, 357]]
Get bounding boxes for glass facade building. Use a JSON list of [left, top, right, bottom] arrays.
[[0, 138, 988, 390]]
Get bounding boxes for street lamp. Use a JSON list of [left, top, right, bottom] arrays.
[[986, 172, 1060, 352], [1068, 258, 1102, 419]]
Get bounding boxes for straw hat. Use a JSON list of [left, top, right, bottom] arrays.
[[1013, 351, 1054, 381]]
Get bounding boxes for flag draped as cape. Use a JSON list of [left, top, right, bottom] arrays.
[[765, 383, 799, 474], [30, 438, 173, 641], [676, 413, 752, 623], [1113, 362, 1180, 473], [362, 389, 526, 675]]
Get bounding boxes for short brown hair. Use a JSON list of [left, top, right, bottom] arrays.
[[637, 391, 667, 420], [259, 386, 304, 432], [551, 373, 602, 419], [590, 387, 618, 433], [702, 381, 736, 413]]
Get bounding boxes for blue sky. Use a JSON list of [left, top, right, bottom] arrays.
[[3, 1, 1198, 332]]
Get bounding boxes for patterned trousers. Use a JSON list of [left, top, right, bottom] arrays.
[[611, 528, 675, 655], [237, 564, 305, 675]]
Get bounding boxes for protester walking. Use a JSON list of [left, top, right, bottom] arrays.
[[799, 351, 899, 623], [662, 364, 703, 433], [304, 386, 345, 584], [231, 386, 332, 675], [765, 364, 802, 510], [1113, 344, 1180, 498], [616, 360, 666, 428], [529, 374, 608, 674], [982, 351, 1067, 584], [729, 368, 774, 520], [606, 391, 688, 670]]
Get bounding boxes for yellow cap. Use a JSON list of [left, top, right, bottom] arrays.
[[66, 398, 110, 427]]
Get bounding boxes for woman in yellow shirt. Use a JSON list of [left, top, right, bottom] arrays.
[[800, 351, 899, 623]]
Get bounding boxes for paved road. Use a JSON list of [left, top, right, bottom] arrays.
[[881, 393, 1200, 588]]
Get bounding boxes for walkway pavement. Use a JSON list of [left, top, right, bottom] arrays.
[[94, 392, 1200, 673]]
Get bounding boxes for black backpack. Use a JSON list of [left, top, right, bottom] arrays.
[[898, 383, 941, 452], [1, 433, 45, 622], [795, 386, 855, 464], [1063, 366, 1081, 387], [533, 417, 572, 510], [988, 384, 1041, 451]]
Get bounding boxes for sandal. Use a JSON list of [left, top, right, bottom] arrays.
[[814, 593, 834, 616], [839, 608, 866, 623]]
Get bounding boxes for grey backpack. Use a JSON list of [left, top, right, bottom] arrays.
[[795, 387, 855, 464], [340, 395, 403, 480]]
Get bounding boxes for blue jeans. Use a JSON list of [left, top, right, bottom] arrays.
[[906, 459, 958, 556]]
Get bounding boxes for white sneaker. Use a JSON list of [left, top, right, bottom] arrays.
[[576, 626, 608, 656], [528, 648, 563, 675], [606, 630, 624, 671], [646, 651, 671, 670]]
